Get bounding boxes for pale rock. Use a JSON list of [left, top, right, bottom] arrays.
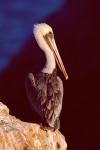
[[0, 102, 67, 150]]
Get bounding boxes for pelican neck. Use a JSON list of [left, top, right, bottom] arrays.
[[42, 49, 56, 74]]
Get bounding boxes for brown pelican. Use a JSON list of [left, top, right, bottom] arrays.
[[25, 23, 68, 131]]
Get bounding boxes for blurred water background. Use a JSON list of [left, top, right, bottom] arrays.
[[0, 0, 65, 71]]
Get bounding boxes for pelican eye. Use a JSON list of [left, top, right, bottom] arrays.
[[49, 31, 52, 34], [47, 31, 53, 38]]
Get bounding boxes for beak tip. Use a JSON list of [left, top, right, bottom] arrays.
[[65, 75, 68, 80]]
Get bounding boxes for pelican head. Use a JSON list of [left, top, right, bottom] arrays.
[[33, 23, 68, 80]]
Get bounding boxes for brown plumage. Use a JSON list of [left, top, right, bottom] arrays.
[[25, 69, 63, 130]]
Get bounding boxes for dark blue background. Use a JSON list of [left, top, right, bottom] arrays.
[[0, 0, 64, 71], [0, 0, 99, 150]]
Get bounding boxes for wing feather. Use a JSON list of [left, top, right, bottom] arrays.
[[25, 72, 63, 130], [44, 76, 63, 128], [25, 73, 47, 118]]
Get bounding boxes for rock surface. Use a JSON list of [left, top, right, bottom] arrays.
[[0, 102, 67, 150]]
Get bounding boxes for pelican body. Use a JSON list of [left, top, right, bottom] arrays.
[[25, 23, 68, 130]]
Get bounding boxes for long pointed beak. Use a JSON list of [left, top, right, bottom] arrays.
[[44, 35, 68, 80]]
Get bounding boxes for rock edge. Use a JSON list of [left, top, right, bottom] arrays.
[[0, 102, 67, 150]]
